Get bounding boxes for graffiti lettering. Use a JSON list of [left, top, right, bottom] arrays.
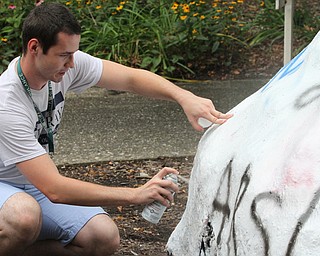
[[294, 85, 320, 109], [286, 187, 320, 255], [199, 160, 251, 255], [251, 192, 282, 256]]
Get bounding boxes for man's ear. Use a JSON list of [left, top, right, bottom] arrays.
[[28, 38, 41, 54]]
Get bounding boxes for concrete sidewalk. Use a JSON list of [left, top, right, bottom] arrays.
[[52, 79, 269, 166]]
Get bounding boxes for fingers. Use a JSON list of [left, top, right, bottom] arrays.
[[142, 167, 179, 206], [184, 96, 233, 131], [209, 110, 233, 125], [195, 109, 233, 131], [155, 167, 179, 179], [152, 186, 176, 207], [155, 167, 179, 194]]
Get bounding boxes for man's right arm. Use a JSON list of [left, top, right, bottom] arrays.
[[16, 154, 178, 207]]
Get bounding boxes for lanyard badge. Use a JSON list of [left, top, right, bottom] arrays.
[[17, 57, 55, 154]]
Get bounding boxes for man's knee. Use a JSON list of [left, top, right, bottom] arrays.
[[1, 192, 42, 244], [102, 220, 120, 254], [73, 214, 120, 255], [98, 224, 120, 255], [87, 214, 120, 255]]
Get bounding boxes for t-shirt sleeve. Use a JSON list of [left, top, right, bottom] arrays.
[[66, 50, 103, 93]]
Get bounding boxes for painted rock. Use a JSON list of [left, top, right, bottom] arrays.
[[167, 32, 320, 256]]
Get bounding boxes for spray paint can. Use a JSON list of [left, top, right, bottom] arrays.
[[141, 173, 178, 224]]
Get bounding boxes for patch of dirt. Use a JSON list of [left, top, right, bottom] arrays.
[[190, 42, 286, 81], [58, 156, 194, 255]]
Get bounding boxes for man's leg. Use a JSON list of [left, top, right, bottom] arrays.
[[23, 214, 120, 256], [0, 192, 42, 256], [70, 214, 120, 255], [22, 185, 120, 256]]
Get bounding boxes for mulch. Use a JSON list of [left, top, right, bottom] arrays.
[[58, 156, 194, 255]]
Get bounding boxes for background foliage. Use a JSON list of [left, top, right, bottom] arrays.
[[1, 0, 319, 77]]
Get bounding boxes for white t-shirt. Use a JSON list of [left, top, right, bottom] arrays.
[[0, 50, 103, 184]]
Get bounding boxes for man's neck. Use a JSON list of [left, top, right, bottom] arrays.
[[19, 56, 48, 90]]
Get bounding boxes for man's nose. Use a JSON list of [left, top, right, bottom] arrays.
[[65, 55, 74, 68]]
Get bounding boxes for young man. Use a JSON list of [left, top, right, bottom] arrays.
[[0, 3, 232, 256]]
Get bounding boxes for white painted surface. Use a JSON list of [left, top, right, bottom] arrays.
[[167, 31, 320, 255]]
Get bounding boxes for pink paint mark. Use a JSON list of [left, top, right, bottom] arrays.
[[283, 168, 314, 188]]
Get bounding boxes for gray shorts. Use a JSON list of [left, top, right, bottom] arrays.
[[0, 181, 107, 245]]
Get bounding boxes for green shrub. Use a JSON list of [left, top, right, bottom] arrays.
[[0, 1, 25, 73], [0, 0, 319, 77], [247, 0, 320, 55]]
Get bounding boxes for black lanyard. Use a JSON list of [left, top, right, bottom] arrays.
[[17, 57, 55, 154]]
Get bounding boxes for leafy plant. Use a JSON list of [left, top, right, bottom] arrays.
[[247, 0, 320, 56], [1, 2, 24, 73], [0, 0, 319, 77]]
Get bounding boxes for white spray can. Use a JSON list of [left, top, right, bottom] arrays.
[[141, 173, 178, 224]]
